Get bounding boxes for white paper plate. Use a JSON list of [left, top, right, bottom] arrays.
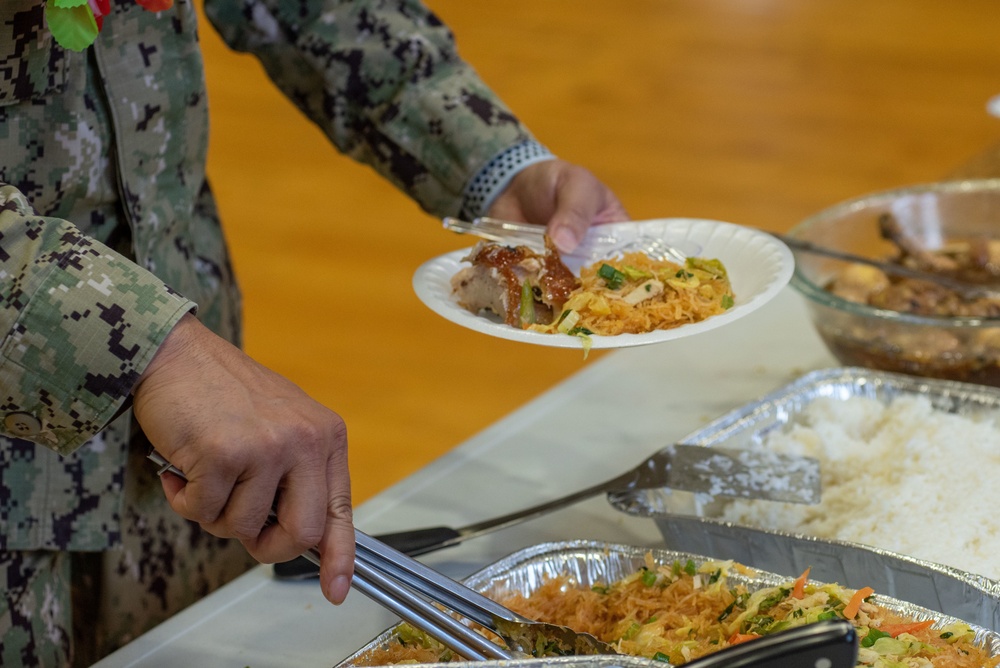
[[413, 218, 794, 349]]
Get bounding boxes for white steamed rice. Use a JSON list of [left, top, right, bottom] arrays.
[[718, 394, 1000, 579]]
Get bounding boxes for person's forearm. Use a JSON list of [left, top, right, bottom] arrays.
[[202, 0, 535, 217]]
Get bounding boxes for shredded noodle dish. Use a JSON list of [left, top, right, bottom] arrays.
[[450, 239, 735, 348], [531, 253, 735, 340], [363, 555, 997, 668]]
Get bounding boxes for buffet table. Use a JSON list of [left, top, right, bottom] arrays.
[[95, 287, 837, 668]]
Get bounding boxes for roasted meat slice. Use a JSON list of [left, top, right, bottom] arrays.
[[450, 236, 580, 327]]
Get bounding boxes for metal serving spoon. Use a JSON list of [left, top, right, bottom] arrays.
[[773, 232, 1000, 300]]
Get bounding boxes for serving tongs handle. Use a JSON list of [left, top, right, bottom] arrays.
[[147, 450, 518, 660], [355, 530, 520, 627], [146, 450, 512, 660]]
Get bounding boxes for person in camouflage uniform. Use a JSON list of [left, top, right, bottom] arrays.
[[0, 0, 628, 665]]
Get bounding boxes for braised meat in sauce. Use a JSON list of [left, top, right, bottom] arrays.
[[827, 213, 1000, 317], [450, 236, 579, 327]]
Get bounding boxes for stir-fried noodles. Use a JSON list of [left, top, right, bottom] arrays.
[[530, 253, 734, 339], [362, 556, 997, 668]]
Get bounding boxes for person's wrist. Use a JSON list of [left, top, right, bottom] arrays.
[[133, 312, 200, 396]]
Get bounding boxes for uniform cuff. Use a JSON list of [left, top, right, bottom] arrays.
[[459, 140, 556, 218]]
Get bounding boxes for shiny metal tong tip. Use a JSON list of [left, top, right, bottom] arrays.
[[146, 450, 613, 661]]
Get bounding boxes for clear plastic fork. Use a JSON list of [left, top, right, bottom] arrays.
[[442, 216, 689, 264]]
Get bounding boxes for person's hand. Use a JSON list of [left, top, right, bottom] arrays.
[[487, 159, 629, 253], [131, 313, 354, 604]]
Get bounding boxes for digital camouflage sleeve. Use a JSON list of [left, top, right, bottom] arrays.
[[0, 185, 194, 455], [203, 0, 534, 215]]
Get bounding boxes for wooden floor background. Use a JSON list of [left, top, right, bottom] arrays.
[[194, 1, 1000, 503]]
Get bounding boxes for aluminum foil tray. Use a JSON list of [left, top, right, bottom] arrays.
[[348, 658, 658, 668], [608, 366, 1000, 630], [334, 540, 1000, 667]]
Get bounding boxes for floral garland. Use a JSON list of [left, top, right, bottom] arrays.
[[46, 0, 175, 51]]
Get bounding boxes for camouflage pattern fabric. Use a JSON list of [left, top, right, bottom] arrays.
[[0, 550, 73, 667], [76, 427, 256, 665], [202, 0, 533, 213], [1, 0, 537, 663], [1, 422, 256, 667], [0, 419, 254, 666]]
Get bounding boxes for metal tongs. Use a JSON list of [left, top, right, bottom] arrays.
[[350, 531, 614, 660], [352, 538, 860, 668], [148, 451, 859, 666], [146, 450, 612, 661]]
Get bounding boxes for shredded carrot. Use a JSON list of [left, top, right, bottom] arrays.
[[728, 632, 760, 645], [843, 586, 875, 619], [881, 620, 936, 637], [792, 567, 811, 599]]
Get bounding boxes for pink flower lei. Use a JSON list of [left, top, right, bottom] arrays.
[[46, 0, 175, 52]]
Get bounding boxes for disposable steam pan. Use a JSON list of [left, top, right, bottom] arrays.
[[608, 367, 1000, 629], [335, 540, 1000, 667]]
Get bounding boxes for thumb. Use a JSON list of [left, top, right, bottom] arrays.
[[545, 168, 629, 253]]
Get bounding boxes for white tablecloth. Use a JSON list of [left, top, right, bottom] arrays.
[[94, 287, 836, 667]]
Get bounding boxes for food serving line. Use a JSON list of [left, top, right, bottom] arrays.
[[94, 286, 841, 667]]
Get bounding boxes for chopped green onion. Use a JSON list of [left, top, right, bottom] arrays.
[[557, 309, 581, 333], [597, 263, 626, 289], [721, 294, 734, 309], [758, 587, 790, 612], [622, 265, 652, 281], [686, 257, 728, 279], [622, 622, 642, 640], [519, 280, 536, 326], [862, 628, 891, 648]]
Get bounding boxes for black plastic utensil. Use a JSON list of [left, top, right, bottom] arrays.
[[685, 619, 858, 668]]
